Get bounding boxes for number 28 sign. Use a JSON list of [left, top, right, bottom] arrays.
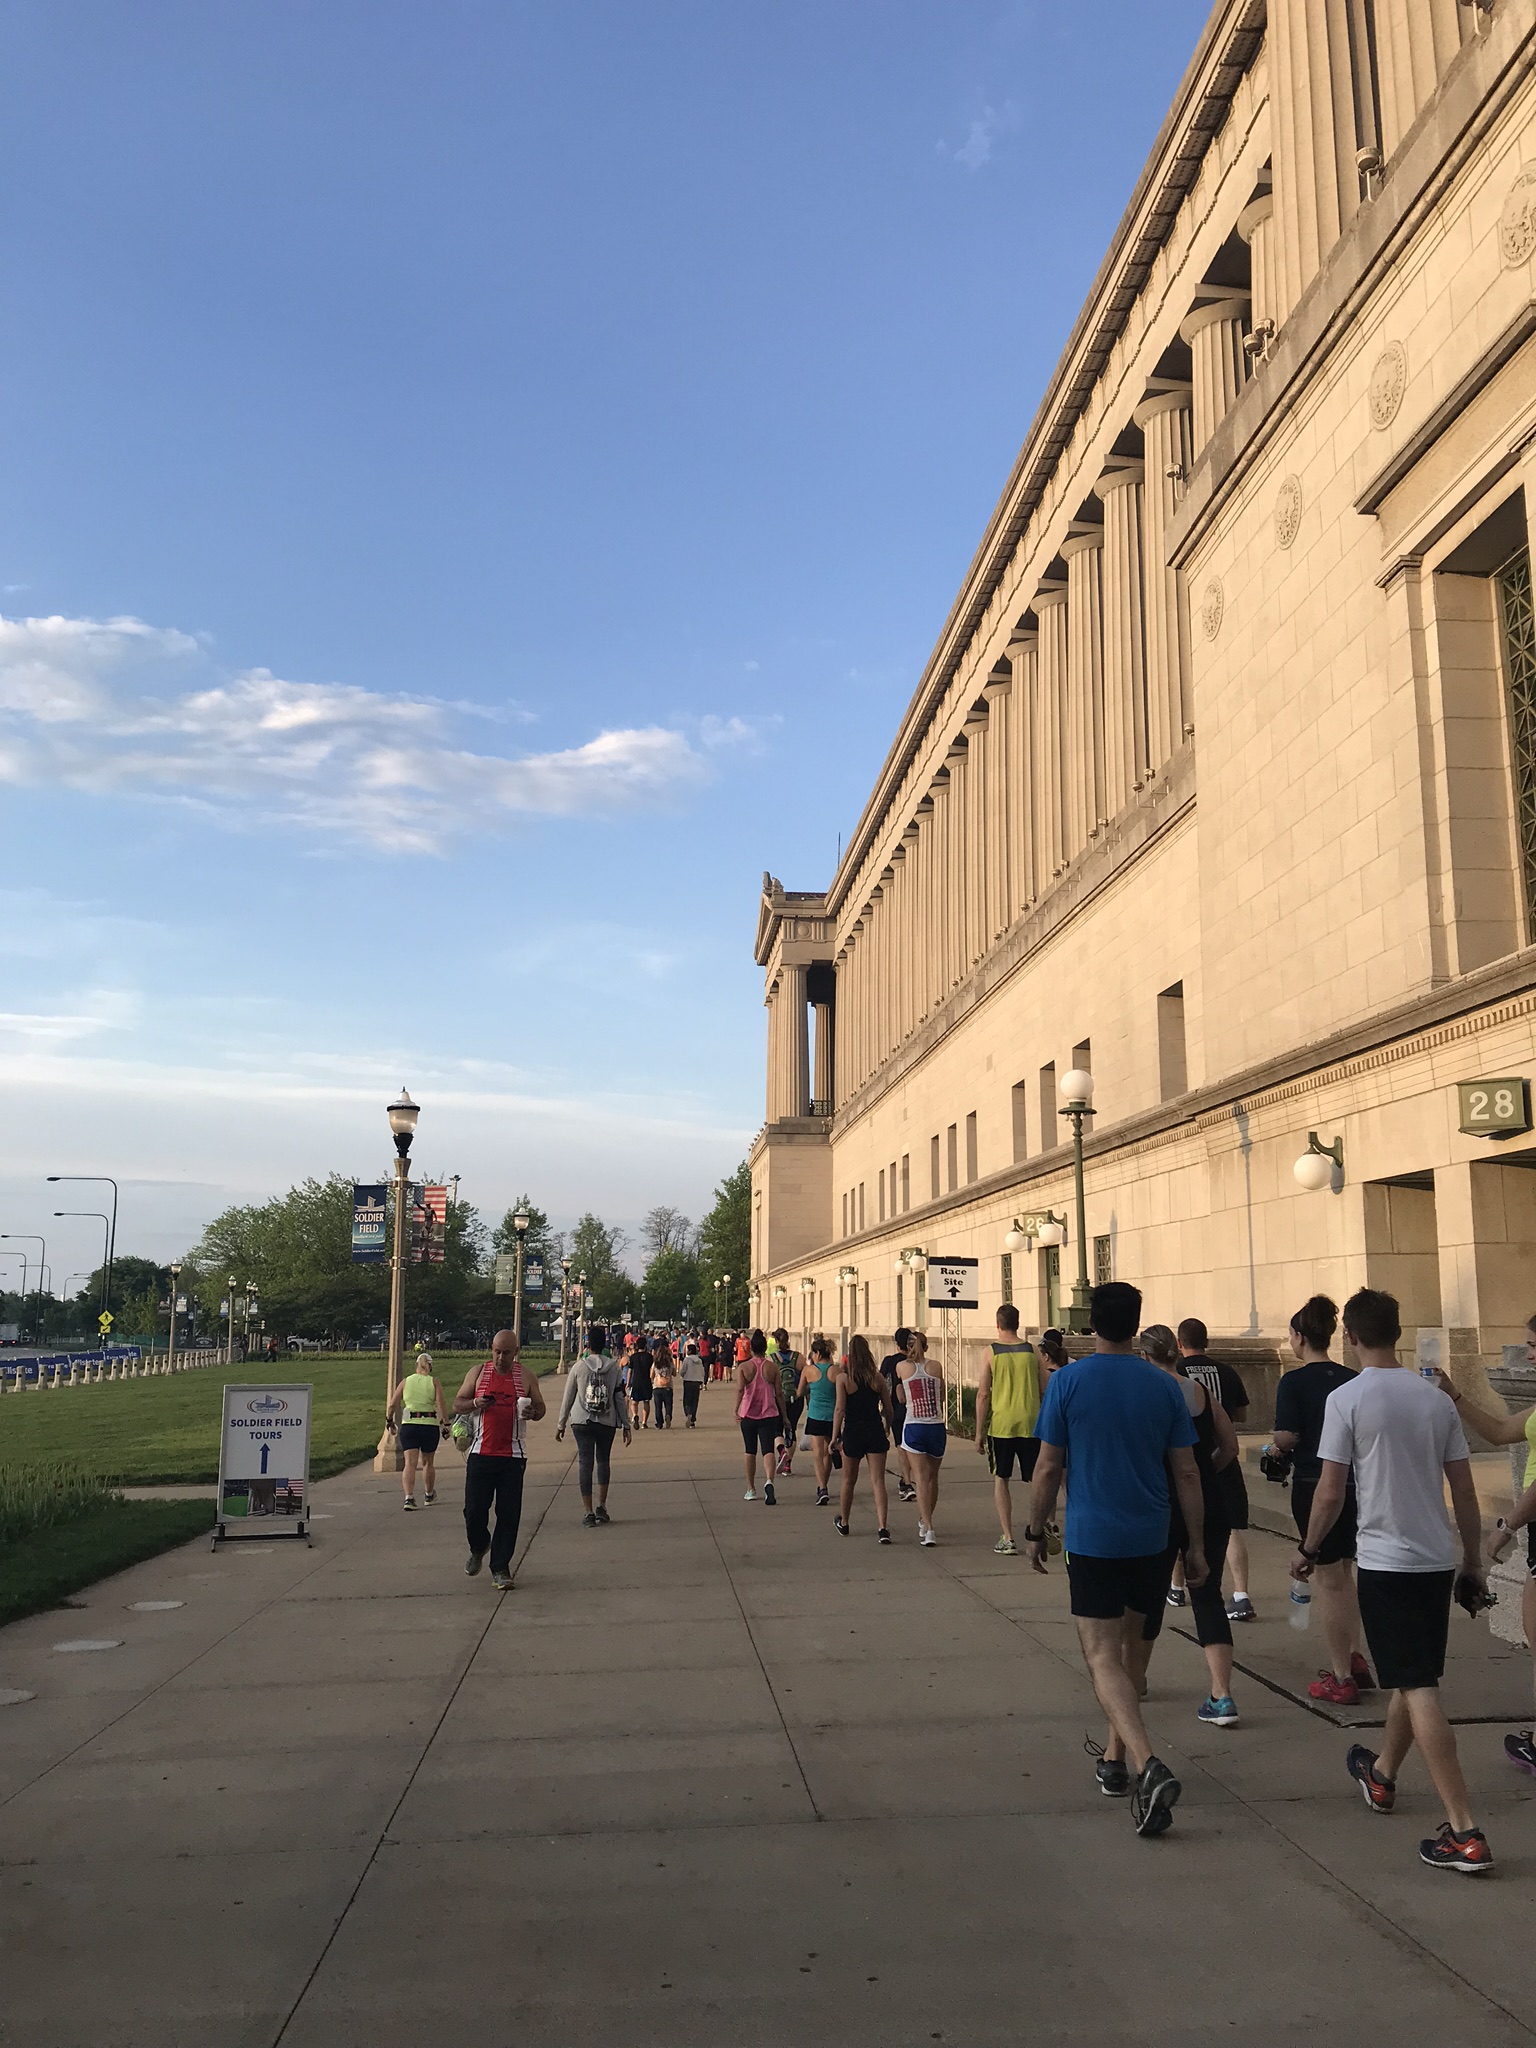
[[1457, 1077, 1532, 1139]]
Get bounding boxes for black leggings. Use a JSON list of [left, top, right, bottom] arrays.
[[572, 1421, 616, 1495], [1144, 1521, 1233, 1647], [463, 1453, 527, 1575], [682, 1379, 701, 1421], [784, 1395, 804, 1437], [653, 1385, 674, 1426]]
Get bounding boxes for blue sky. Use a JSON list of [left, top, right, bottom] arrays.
[[0, 0, 1210, 1281]]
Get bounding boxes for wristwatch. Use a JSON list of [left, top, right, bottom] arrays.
[[1022, 1524, 1046, 1544], [1297, 1543, 1320, 1562]]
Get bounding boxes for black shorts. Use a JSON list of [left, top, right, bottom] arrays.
[[1356, 1567, 1455, 1690], [804, 1417, 834, 1439], [987, 1436, 1040, 1482], [1066, 1550, 1172, 1621], [1219, 1462, 1249, 1531], [840, 1425, 889, 1461], [739, 1416, 780, 1455], [398, 1422, 440, 1453], [1291, 1477, 1359, 1565]]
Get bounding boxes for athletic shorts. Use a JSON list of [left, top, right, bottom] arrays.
[[1066, 1549, 1171, 1621], [398, 1422, 440, 1453], [1356, 1567, 1455, 1691], [987, 1436, 1040, 1482], [840, 1424, 889, 1460], [803, 1417, 834, 1439], [902, 1422, 947, 1459], [739, 1416, 779, 1455], [1291, 1477, 1359, 1565]]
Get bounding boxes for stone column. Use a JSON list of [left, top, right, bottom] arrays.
[[914, 798, 934, 1021], [1180, 296, 1250, 458], [764, 982, 782, 1122], [1062, 530, 1105, 858], [1374, 0, 1469, 163], [945, 743, 968, 988], [1269, 0, 1362, 327], [1237, 194, 1276, 344], [833, 950, 848, 1104], [870, 882, 887, 1070], [983, 673, 1012, 937], [784, 962, 809, 1118], [931, 770, 951, 997], [966, 704, 992, 958], [813, 982, 834, 1112], [1034, 587, 1068, 880], [1094, 462, 1147, 816], [1133, 388, 1193, 771], [1009, 630, 1038, 907]]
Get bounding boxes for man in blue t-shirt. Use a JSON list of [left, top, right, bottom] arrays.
[[1026, 1281, 1206, 1838]]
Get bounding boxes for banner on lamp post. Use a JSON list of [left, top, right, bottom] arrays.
[[525, 1254, 544, 1295], [351, 1185, 388, 1264], [493, 1253, 517, 1295]]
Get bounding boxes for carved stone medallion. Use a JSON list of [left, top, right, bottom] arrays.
[[1501, 166, 1536, 268], [1368, 341, 1407, 430], [1200, 576, 1225, 642], [1274, 474, 1303, 549]]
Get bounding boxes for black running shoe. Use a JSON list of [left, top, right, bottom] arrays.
[[877, 1527, 891, 1544], [1085, 1738, 1129, 1797], [1132, 1756, 1181, 1836], [465, 1550, 484, 1576], [834, 1516, 849, 1536], [581, 1511, 598, 1528], [763, 1480, 776, 1506], [594, 1505, 610, 1525], [815, 1488, 829, 1507]]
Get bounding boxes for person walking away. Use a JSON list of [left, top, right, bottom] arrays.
[[898, 1331, 948, 1546], [733, 1330, 750, 1384], [556, 1324, 631, 1525], [387, 1349, 449, 1510], [652, 1342, 675, 1428], [1292, 1287, 1493, 1873], [1026, 1282, 1206, 1837], [454, 1329, 546, 1591], [832, 1334, 894, 1540], [800, 1336, 840, 1505], [1138, 1325, 1243, 1728], [773, 1327, 803, 1474], [880, 1328, 916, 1503], [629, 1338, 653, 1429], [1271, 1294, 1374, 1704], [1177, 1318, 1255, 1621], [736, 1330, 784, 1504], [680, 1339, 706, 1427], [698, 1330, 715, 1386], [1438, 1309, 1536, 1777], [975, 1305, 1049, 1554]]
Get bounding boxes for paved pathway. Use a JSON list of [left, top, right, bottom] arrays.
[[2, 1384, 1534, 2047]]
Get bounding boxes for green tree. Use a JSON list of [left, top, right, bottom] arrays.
[[641, 1244, 700, 1322], [567, 1212, 634, 1320], [697, 1160, 751, 1323]]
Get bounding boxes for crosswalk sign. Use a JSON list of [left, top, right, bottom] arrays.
[[98, 1310, 114, 1334]]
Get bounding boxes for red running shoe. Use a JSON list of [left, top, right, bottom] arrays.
[[1346, 1744, 1396, 1814], [1350, 1652, 1376, 1691], [1419, 1823, 1494, 1874], [1309, 1670, 1360, 1706]]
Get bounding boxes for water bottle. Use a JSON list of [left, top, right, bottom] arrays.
[[1289, 1581, 1312, 1631]]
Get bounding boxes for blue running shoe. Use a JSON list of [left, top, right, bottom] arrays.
[[1197, 1694, 1239, 1727]]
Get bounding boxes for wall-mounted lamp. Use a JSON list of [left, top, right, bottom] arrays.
[[1293, 1131, 1344, 1192], [1004, 1212, 1068, 1252]]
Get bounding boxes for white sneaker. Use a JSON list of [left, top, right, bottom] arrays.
[[743, 1490, 756, 1501], [920, 1526, 936, 1547]]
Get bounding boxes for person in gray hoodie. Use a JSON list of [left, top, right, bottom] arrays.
[[556, 1325, 632, 1526]]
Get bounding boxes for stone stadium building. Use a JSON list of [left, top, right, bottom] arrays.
[[749, 0, 1536, 1410]]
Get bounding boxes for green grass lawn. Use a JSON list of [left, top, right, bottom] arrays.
[[0, 1350, 558, 1488], [0, 1498, 217, 1629]]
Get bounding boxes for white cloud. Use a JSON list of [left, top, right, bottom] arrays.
[[0, 611, 718, 851], [938, 101, 1020, 172]]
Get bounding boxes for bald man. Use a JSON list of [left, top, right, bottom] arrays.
[[454, 1328, 546, 1589]]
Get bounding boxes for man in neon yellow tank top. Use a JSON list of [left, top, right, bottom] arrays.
[[975, 1304, 1051, 1555]]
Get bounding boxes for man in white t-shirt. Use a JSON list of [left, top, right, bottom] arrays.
[[1291, 1287, 1491, 1874]]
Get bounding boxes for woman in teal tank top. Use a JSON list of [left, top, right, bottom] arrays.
[[800, 1335, 840, 1507]]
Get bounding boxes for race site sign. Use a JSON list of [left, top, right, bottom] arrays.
[[927, 1256, 979, 1310], [216, 1384, 313, 1543], [352, 1185, 388, 1263]]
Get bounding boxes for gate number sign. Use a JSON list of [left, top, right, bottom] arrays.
[[1457, 1077, 1531, 1139]]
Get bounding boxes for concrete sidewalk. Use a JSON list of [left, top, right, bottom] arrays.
[[2, 1384, 1534, 2047]]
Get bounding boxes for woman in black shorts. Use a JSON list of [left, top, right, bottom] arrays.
[[831, 1334, 894, 1542]]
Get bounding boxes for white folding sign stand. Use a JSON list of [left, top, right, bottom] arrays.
[[214, 1383, 314, 1547]]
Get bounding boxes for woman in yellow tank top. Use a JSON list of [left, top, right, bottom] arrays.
[[1440, 1314, 1536, 1777], [387, 1351, 449, 1511]]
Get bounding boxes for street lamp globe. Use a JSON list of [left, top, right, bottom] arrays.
[[1036, 1220, 1066, 1249], [1293, 1149, 1334, 1192], [909, 1254, 927, 1274], [513, 1211, 530, 1237], [1003, 1227, 1026, 1253], [1059, 1068, 1095, 1110], [387, 1089, 420, 1154]]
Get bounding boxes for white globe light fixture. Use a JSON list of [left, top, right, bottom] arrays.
[[1036, 1220, 1067, 1249], [1059, 1068, 1095, 1110], [1003, 1226, 1026, 1253], [1293, 1131, 1344, 1192]]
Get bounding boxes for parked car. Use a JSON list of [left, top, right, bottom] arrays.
[[286, 1336, 324, 1352]]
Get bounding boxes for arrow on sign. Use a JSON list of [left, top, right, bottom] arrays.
[[260, 1444, 270, 1475]]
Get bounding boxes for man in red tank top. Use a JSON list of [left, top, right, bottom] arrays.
[[453, 1329, 546, 1589]]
